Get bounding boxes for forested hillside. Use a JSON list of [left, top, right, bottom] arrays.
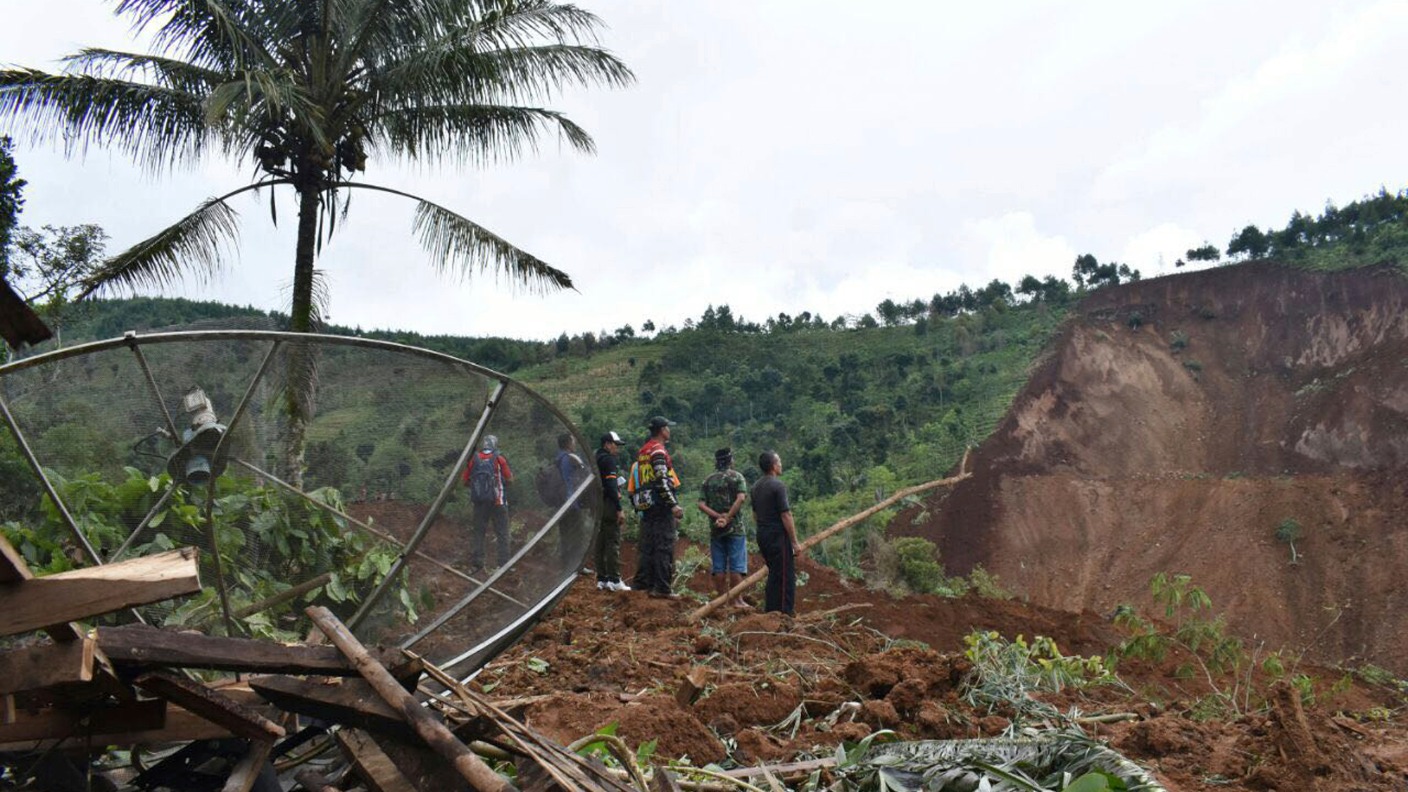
[[7, 187, 1408, 580]]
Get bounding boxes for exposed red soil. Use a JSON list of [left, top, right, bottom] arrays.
[[476, 541, 1408, 791], [353, 500, 1408, 790], [351, 267, 1408, 789], [917, 263, 1408, 675]]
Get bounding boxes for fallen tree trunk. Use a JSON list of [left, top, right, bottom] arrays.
[[688, 449, 971, 623]]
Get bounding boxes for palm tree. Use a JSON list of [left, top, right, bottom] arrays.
[[0, 0, 632, 333], [1, 0, 632, 482]]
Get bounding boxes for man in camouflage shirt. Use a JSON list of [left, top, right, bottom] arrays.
[[697, 447, 749, 608]]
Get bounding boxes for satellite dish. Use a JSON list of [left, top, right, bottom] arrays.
[[0, 329, 600, 680]]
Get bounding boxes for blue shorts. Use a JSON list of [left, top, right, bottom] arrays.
[[711, 533, 748, 574]]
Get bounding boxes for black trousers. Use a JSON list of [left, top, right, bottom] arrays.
[[757, 525, 795, 615], [471, 503, 510, 567], [633, 508, 677, 594], [473, 501, 512, 563]]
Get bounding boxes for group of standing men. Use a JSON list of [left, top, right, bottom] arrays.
[[464, 415, 803, 615]]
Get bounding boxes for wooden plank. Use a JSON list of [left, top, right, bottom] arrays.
[[134, 670, 285, 741], [97, 625, 422, 680], [0, 702, 257, 751], [0, 698, 166, 744], [249, 675, 417, 741], [221, 739, 275, 792], [0, 638, 95, 696], [0, 535, 85, 641], [336, 728, 421, 792], [0, 548, 201, 637], [308, 606, 510, 792]]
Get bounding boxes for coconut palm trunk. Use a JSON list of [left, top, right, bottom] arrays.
[[1, 0, 633, 487]]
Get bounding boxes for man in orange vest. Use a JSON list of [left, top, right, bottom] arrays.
[[631, 416, 684, 598]]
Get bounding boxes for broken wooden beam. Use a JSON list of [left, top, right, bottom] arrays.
[[0, 698, 166, 745], [221, 738, 276, 792], [336, 728, 422, 792], [0, 535, 85, 641], [0, 638, 97, 696], [96, 624, 422, 679], [134, 670, 285, 742], [249, 675, 417, 741], [0, 682, 273, 751], [0, 548, 201, 637], [308, 606, 511, 792]]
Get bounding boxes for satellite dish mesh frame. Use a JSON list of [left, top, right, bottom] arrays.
[[0, 329, 599, 678]]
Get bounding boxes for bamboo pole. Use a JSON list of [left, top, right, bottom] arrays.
[[687, 449, 972, 623], [306, 606, 511, 792]]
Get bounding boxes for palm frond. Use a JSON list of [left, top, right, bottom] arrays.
[[372, 104, 594, 164], [374, 42, 633, 107], [63, 48, 226, 95], [0, 69, 211, 170], [116, 0, 288, 73], [461, 1, 612, 50], [337, 182, 572, 293], [310, 268, 331, 331], [77, 182, 280, 298]]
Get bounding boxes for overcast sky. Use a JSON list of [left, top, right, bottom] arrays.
[[4, 1, 1407, 341]]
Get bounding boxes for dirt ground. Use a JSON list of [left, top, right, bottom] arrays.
[[919, 264, 1408, 676], [470, 538, 1408, 792], [345, 264, 1408, 790]]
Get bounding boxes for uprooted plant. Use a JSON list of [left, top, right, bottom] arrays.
[[1113, 573, 1253, 717], [961, 631, 1127, 729]]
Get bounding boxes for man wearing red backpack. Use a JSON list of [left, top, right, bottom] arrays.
[[631, 416, 684, 599], [465, 434, 513, 572]]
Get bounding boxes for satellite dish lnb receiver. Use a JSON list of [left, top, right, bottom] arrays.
[[167, 386, 229, 486]]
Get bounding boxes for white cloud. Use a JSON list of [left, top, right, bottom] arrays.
[[1120, 223, 1207, 277], [964, 213, 1079, 285], [4, 1, 1408, 342]]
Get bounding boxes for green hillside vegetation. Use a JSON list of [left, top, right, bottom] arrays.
[[4, 186, 1407, 593]]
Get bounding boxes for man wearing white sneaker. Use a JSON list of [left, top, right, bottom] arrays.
[[594, 431, 630, 592]]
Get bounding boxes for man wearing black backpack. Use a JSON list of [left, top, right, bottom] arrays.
[[631, 416, 684, 599], [465, 434, 513, 572]]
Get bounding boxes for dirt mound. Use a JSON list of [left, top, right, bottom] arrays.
[[482, 557, 1408, 791], [915, 263, 1408, 674], [349, 498, 1407, 788]]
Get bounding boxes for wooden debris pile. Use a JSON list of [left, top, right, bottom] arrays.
[[0, 534, 636, 791]]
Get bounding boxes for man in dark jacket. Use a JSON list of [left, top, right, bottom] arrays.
[[631, 416, 683, 599], [751, 449, 802, 615], [594, 431, 630, 591], [555, 432, 589, 568]]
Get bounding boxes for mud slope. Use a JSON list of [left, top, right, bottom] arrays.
[[920, 262, 1408, 673]]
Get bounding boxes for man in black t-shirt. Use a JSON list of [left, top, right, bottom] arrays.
[[594, 431, 630, 591], [750, 450, 802, 615]]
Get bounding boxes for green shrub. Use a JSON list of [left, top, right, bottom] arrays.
[[966, 564, 1012, 599], [893, 537, 946, 594], [1168, 330, 1189, 351], [1275, 518, 1303, 563]]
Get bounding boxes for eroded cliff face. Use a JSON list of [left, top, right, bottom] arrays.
[[923, 263, 1408, 672]]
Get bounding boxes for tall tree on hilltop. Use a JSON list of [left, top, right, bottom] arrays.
[[0, 0, 632, 482]]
